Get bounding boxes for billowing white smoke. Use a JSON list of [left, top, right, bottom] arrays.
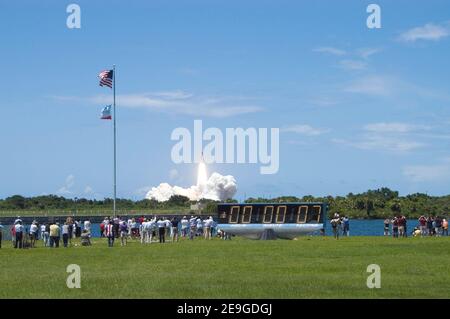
[[146, 172, 237, 202]]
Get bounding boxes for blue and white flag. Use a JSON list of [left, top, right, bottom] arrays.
[[101, 105, 112, 120]]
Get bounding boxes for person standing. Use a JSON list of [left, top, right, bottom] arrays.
[[44, 223, 50, 247], [171, 217, 179, 243], [49, 223, 60, 248], [181, 216, 189, 238], [84, 219, 91, 233], [330, 216, 340, 239], [427, 216, 434, 236], [29, 221, 38, 248], [148, 217, 156, 243], [398, 216, 405, 237], [157, 218, 166, 243], [114, 216, 120, 239], [14, 221, 24, 249], [442, 218, 449, 236], [189, 216, 197, 240], [140, 219, 148, 244], [66, 218, 74, 245], [204, 217, 213, 240], [62, 222, 70, 248], [434, 216, 442, 237], [342, 216, 350, 237], [119, 220, 128, 246], [392, 217, 399, 238], [40, 223, 47, 246], [383, 218, 390, 236], [418, 215, 427, 236], [402, 215, 408, 238], [105, 222, 115, 247], [196, 217, 204, 237]]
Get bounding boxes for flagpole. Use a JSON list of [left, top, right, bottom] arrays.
[[113, 64, 117, 217]]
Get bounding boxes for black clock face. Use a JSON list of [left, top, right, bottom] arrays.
[[218, 203, 325, 224]]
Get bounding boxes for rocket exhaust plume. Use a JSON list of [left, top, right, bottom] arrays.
[[146, 156, 237, 202], [196, 153, 208, 188]]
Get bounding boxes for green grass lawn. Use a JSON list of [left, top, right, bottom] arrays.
[[0, 236, 449, 298]]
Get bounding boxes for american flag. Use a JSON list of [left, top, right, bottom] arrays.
[[98, 69, 113, 88]]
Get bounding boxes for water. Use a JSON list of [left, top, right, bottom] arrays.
[[2, 219, 418, 239], [324, 219, 391, 236]]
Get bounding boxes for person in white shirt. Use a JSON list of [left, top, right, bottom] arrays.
[[105, 223, 115, 247], [189, 216, 197, 240], [164, 218, 172, 239], [148, 217, 156, 243], [62, 222, 70, 248], [40, 224, 46, 235], [196, 218, 204, 237], [141, 219, 153, 244], [204, 217, 213, 240], [84, 220, 91, 233], [29, 222, 38, 248], [119, 220, 128, 246], [157, 218, 166, 243], [14, 221, 24, 249], [180, 216, 189, 238], [127, 218, 133, 233]]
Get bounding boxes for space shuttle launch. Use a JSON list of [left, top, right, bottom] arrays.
[[146, 150, 237, 202], [196, 151, 208, 188]]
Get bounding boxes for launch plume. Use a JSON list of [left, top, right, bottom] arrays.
[[145, 172, 237, 202]]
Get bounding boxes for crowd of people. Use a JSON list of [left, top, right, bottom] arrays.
[[0, 215, 221, 249], [384, 215, 448, 238], [329, 214, 350, 239], [98, 215, 218, 247], [1, 213, 448, 248]]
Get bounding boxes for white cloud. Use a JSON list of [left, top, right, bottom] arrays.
[[403, 163, 450, 182], [282, 124, 330, 136], [399, 23, 450, 42], [344, 75, 392, 96], [357, 47, 382, 59], [364, 122, 430, 133], [57, 174, 75, 195], [338, 59, 367, 71], [313, 47, 347, 56], [89, 91, 263, 118], [332, 135, 424, 153]]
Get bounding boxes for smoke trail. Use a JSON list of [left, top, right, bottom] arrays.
[[145, 172, 237, 202]]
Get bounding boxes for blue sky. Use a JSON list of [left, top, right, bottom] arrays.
[[1, 0, 450, 200]]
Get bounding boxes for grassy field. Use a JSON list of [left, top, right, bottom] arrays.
[[0, 236, 449, 299]]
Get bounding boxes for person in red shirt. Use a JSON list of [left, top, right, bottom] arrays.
[[418, 215, 427, 236], [99, 222, 105, 237], [105, 222, 115, 247]]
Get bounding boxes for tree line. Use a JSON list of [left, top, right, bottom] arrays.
[[0, 188, 449, 219]]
